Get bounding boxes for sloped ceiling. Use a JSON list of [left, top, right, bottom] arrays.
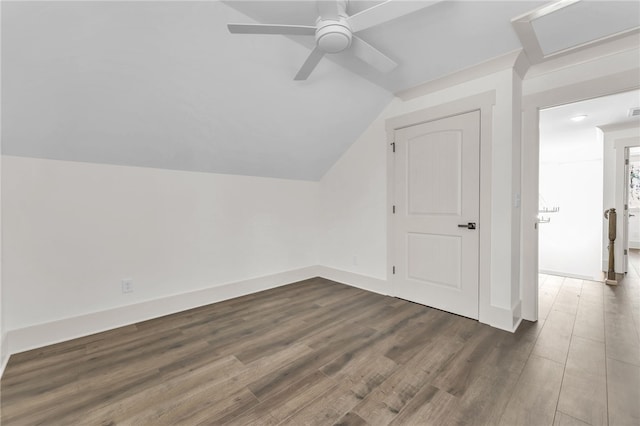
[[2, 1, 393, 180], [2, 1, 638, 180]]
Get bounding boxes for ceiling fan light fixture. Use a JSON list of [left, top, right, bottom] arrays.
[[316, 20, 352, 53]]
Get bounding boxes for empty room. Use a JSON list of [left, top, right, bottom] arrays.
[[1, 0, 639, 425]]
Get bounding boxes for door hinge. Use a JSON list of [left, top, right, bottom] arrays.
[[625, 204, 628, 210], [392, 205, 396, 214], [624, 249, 628, 255], [626, 158, 629, 165], [392, 266, 396, 274], [391, 142, 395, 153]]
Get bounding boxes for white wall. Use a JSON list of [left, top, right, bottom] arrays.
[[2, 156, 319, 333], [538, 129, 603, 280], [318, 108, 388, 280], [320, 67, 523, 331]]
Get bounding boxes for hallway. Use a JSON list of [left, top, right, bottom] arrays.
[[536, 250, 640, 425]]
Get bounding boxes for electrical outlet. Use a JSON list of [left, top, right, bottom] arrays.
[[121, 278, 134, 294]]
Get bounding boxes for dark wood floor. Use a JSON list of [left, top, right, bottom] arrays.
[[1, 268, 639, 425]]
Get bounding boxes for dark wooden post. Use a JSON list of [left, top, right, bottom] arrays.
[[604, 208, 617, 285]]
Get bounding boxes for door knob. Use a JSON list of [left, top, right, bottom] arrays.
[[458, 222, 476, 230]]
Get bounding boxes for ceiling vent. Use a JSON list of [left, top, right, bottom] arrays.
[[629, 107, 640, 118]]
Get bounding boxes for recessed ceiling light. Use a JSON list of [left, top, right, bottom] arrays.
[[570, 115, 587, 122]]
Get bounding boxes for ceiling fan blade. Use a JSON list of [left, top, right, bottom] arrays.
[[294, 47, 325, 80], [227, 24, 316, 36], [351, 36, 397, 73], [347, 0, 442, 33]]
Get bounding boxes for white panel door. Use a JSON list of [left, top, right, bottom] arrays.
[[393, 110, 480, 319]]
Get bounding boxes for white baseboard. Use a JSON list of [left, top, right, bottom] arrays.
[[482, 300, 522, 333], [7, 266, 322, 356], [539, 269, 597, 281], [0, 333, 9, 378], [316, 266, 389, 297]]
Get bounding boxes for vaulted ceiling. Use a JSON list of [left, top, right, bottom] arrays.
[[3, 1, 639, 180]]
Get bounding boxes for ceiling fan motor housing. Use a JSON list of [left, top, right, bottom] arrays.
[[315, 18, 352, 53]]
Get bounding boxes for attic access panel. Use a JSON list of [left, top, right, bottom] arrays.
[[512, 0, 640, 64]]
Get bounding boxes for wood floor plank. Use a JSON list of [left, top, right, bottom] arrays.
[[452, 370, 521, 426], [233, 291, 388, 364], [247, 325, 377, 401], [78, 355, 245, 425], [277, 355, 397, 425], [430, 323, 497, 397], [335, 411, 370, 426], [388, 385, 458, 425], [350, 323, 472, 426], [219, 370, 338, 424]]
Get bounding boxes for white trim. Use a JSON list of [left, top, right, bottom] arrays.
[[615, 138, 640, 274], [316, 266, 389, 297], [7, 266, 322, 355], [512, 0, 639, 66], [600, 122, 640, 133], [525, 34, 640, 82], [0, 334, 9, 379], [485, 300, 522, 333], [385, 91, 497, 327], [539, 270, 599, 282], [395, 50, 526, 101]]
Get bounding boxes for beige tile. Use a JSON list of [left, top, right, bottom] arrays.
[[607, 358, 640, 426], [554, 288, 582, 315], [499, 355, 564, 426], [558, 370, 607, 426], [554, 411, 591, 426], [557, 336, 608, 425], [532, 310, 575, 363]]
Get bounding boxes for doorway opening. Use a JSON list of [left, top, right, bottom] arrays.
[[537, 90, 640, 284]]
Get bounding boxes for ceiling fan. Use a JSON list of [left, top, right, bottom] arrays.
[[227, 0, 440, 80]]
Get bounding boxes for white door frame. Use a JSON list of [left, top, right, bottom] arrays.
[[386, 91, 495, 325], [616, 139, 640, 274], [521, 69, 640, 321]]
